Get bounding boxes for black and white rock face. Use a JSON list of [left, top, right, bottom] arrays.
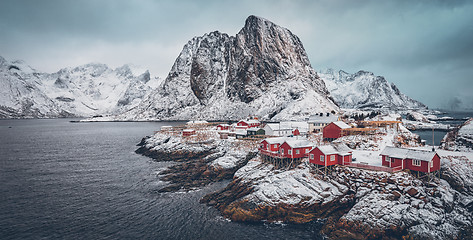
[[319, 69, 427, 110], [0, 55, 160, 118], [122, 15, 339, 121]]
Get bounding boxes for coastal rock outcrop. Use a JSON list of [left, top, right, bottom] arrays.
[[201, 157, 473, 239], [135, 129, 258, 192]]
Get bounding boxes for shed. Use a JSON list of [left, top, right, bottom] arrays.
[[323, 121, 351, 141]]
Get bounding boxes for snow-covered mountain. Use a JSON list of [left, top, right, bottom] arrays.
[[0, 56, 160, 118], [118, 15, 339, 121], [0, 56, 70, 118], [319, 69, 426, 110]]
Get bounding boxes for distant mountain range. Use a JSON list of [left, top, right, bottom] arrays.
[[0, 16, 427, 120], [0, 56, 160, 118], [319, 69, 427, 110]]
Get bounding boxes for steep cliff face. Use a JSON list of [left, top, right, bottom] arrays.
[[0, 55, 159, 118], [319, 69, 426, 110], [122, 15, 338, 121]]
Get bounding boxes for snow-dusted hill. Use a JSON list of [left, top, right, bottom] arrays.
[[319, 69, 426, 110], [117, 15, 339, 121], [0, 56, 160, 118]]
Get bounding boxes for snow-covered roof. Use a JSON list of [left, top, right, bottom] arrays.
[[380, 146, 437, 162], [263, 137, 289, 144], [247, 127, 263, 132], [308, 114, 338, 124], [332, 121, 351, 129], [284, 139, 313, 149], [239, 119, 260, 124], [317, 143, 352, 156], [183, 129, 195, 132], [265, 122, 308, 131], [217, 124, 230, 127], [265, 123, 292, 131], [235, 129, 247, 135]]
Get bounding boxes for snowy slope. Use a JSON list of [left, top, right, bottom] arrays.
[[40, 63, 159, 116], [0, 56, 161, 118], [0, 56, 69, 118], [319, 69, 426, 110], [117, 16, 339, 121]]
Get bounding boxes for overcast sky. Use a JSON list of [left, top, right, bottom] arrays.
[[1, 0, 472, 110]]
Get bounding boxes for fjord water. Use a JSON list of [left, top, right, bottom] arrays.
[[0, 119, 321, 240]]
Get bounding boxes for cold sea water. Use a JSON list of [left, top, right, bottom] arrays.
[[412, 110, 473, 146], [0, 119, 322, 240]]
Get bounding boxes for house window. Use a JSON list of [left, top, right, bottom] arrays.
[[280, 149, 284, 154], [310, 154, 314, 160], [430, 160, 433, 168], [413, 159, 421, 166], [296, 149, 300, 154], [331, 155, 335, 161], [386, 156, 390, 162], [320, 155, 325, 162], [305, 149, 309, 153], [288, 149, 292, 155], [260, 144, 264, 149]]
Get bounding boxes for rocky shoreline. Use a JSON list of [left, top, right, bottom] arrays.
[[136, 128, 473, 239], [135, 132, 258, 192]]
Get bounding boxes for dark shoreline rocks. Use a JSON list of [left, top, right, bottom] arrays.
[[135, 135, 257, 192]]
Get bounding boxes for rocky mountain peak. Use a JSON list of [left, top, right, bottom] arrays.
[[120, 16, 338, 121]]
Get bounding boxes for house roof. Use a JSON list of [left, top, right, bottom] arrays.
[[332, 121, 351, 129], [235, 129, 247, 135], [262, 137, 289, 144], [317, 143, 352, 156], [217, 124, 230, 127], [284, 139, 314, 149], [264, 122, 308, 132], [239, 119, 260, 124], [308, 114, 339, 124], [380, 146, 437, 162], [247, 127, 263, 132]]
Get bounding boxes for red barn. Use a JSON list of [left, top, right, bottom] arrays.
[[292, 128, 300, 136], [309, 143, 352, 167], [216, 124, 230, 131], [279, 139, 314, 159], [323, 121, 351, 141], [380, 146, 441, 173], [237, 119, 261, 129]]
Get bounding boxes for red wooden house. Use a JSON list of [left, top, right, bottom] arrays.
[[259, 137, 289, 155], [309, 143, 352, 167], [380, 146, 440, 173], [216, 124, 230, 131], [182, 129, 196, 137], [279, 139, 313, 159], [237, 119, 261, 129], [323, 121, 351, 141]]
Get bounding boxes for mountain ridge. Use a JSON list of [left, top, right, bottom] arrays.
[[117, 15, 339, 121]]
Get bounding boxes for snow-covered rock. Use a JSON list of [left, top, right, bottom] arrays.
[[319, 69, 426, 110], [117, 15, 339, 121], [442, 118, 473, 151]]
